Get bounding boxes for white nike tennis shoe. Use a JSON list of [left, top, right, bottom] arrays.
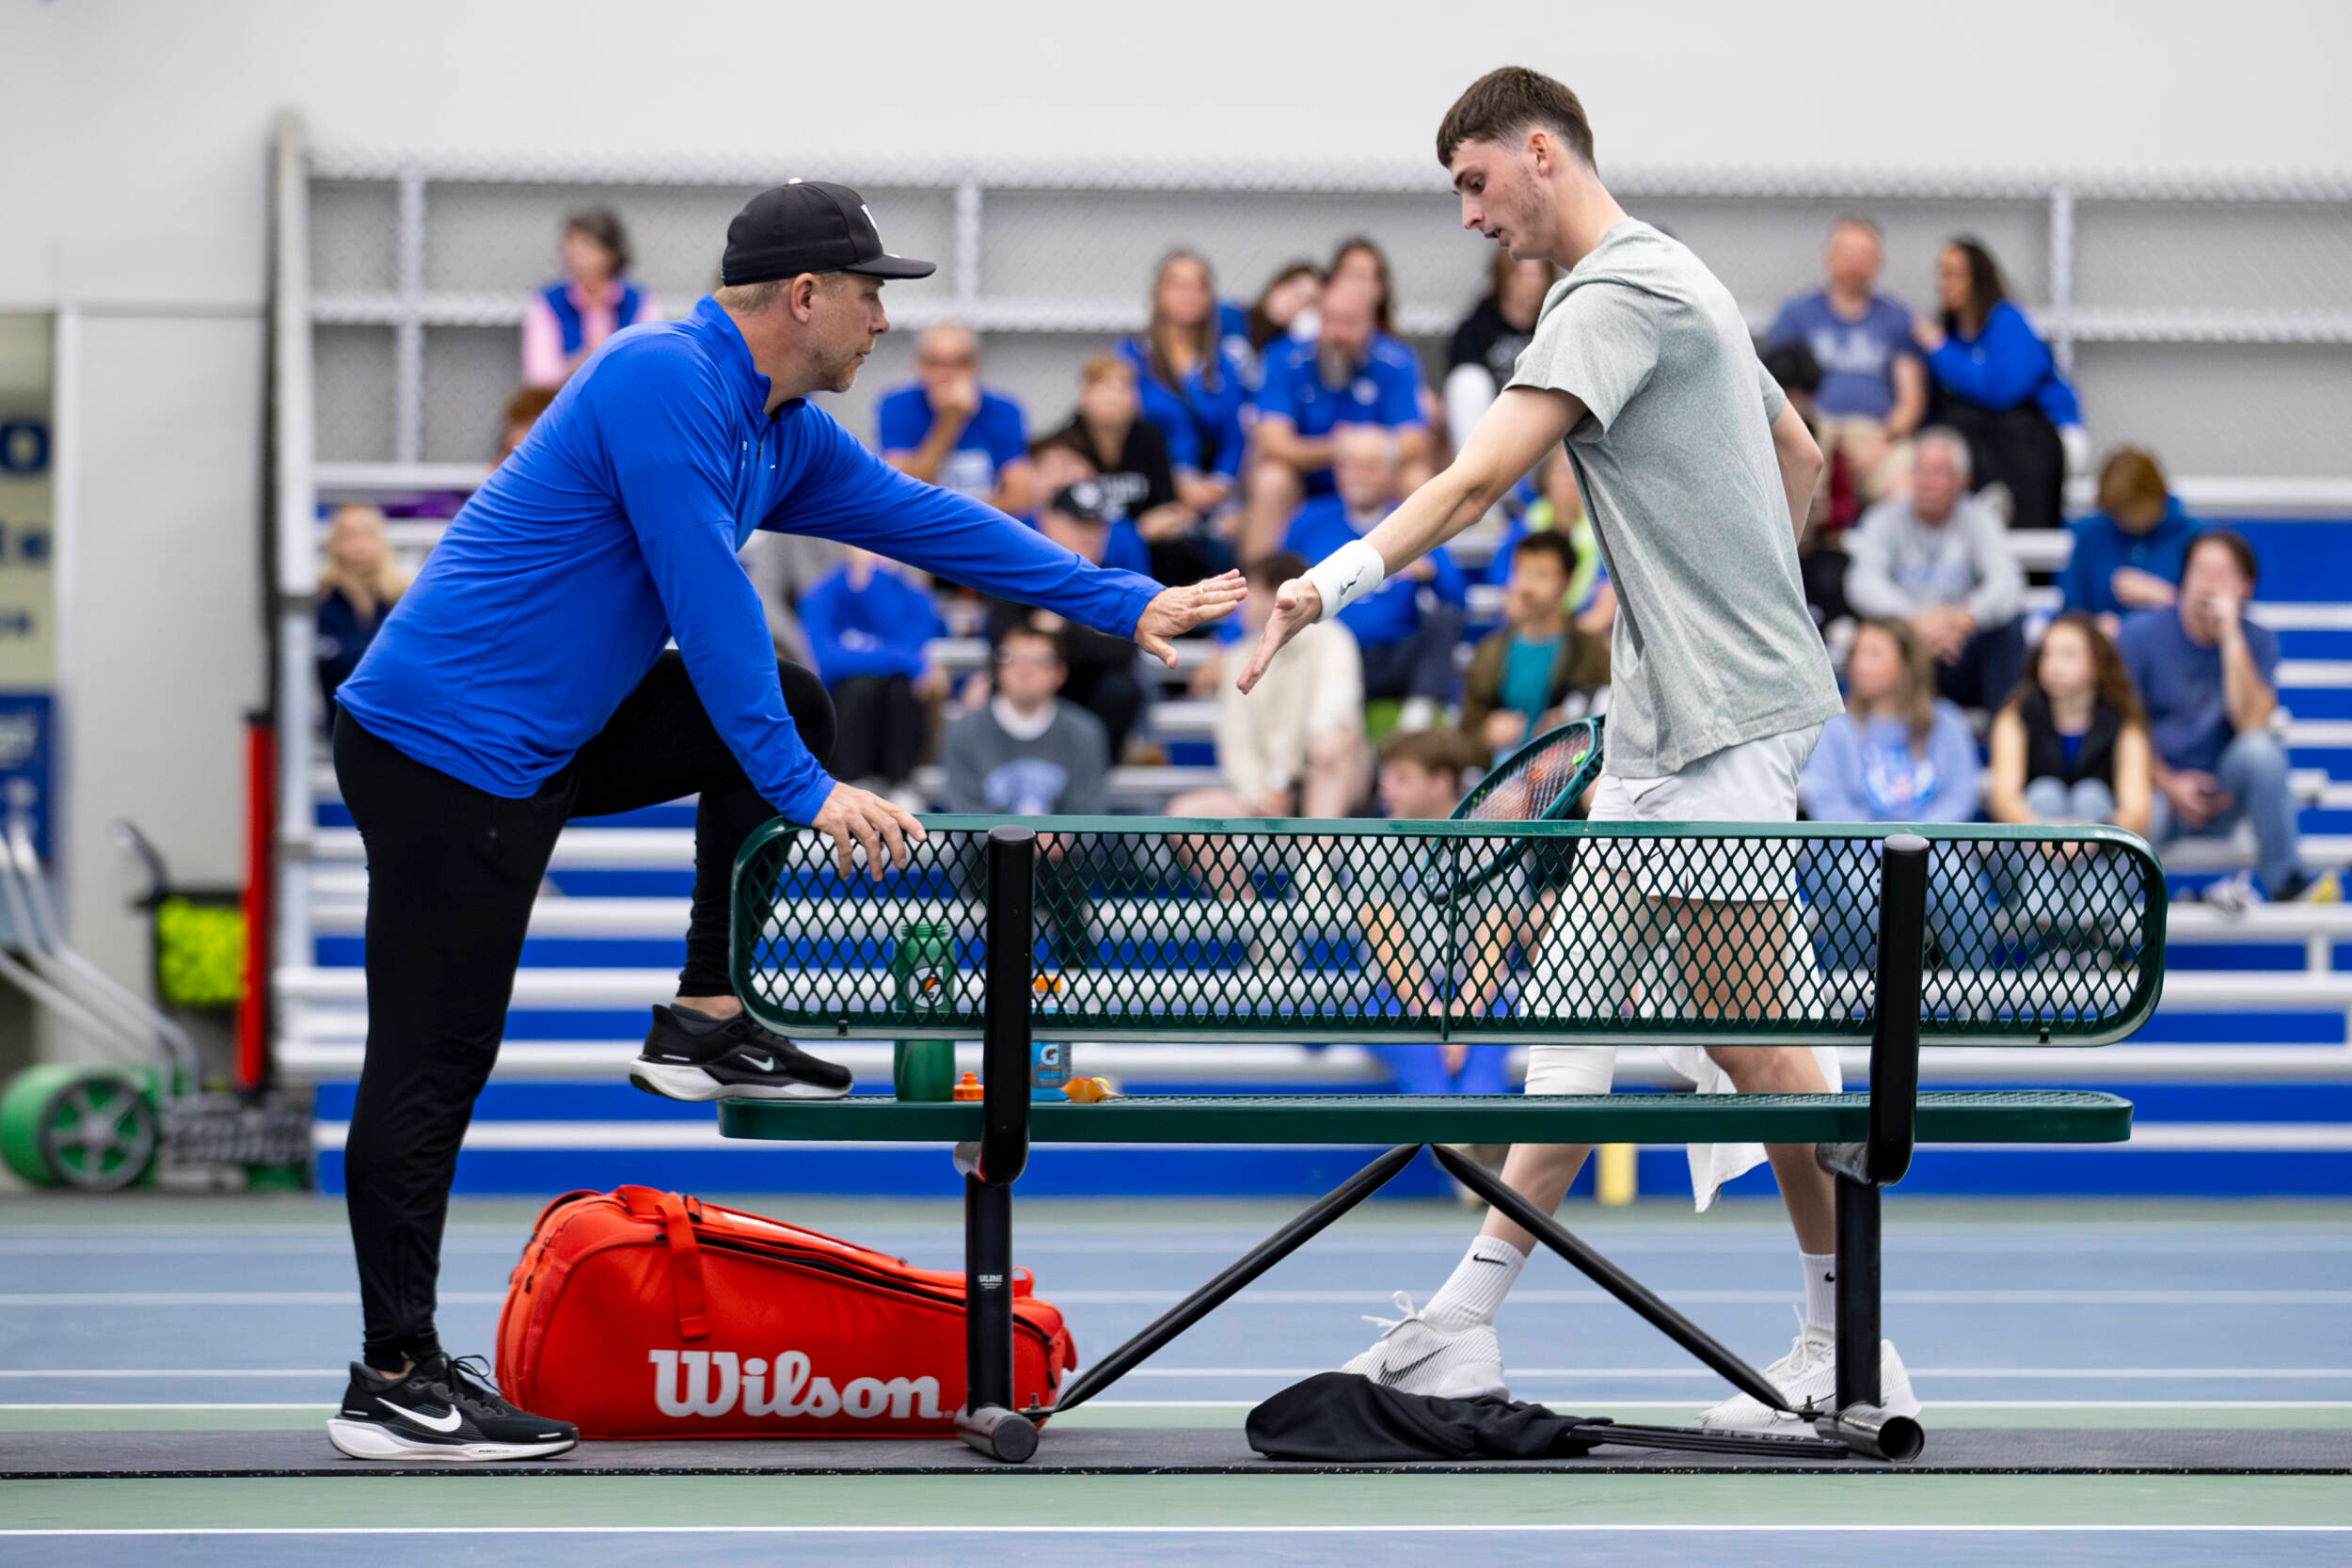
[[1695, 1310, 1920, 1431], [1339, 1292, 1509, 1402]]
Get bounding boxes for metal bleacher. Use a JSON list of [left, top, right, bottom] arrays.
[[278, 472, 2352, 1200]]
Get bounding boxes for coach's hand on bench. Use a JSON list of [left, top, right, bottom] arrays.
[[1236, 576, 1320, 694], [812, 781, 926, 881], [1135, 572, 1248, 667]]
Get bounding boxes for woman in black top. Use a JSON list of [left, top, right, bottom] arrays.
[[1987, 611, 2152, 833], [1444, 251, 1556, 447], [1049, 354, 1216, 586], [315, 502, 407, 720]]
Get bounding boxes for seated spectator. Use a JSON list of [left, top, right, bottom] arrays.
[[1844, 428, 2026, 708], [497, 387, 558, 462], [1486, 448, 1614, 635], [2122, 531, 2333, 904], [941, 619, 1107, 968], [521, 209, 659, 388], [1987, 611, 2152, 834], [1761, 341, 1854, 631], [985, 484, 1149, 760], [1445, 251, 1556, 441], [1245, 261, 1323, 372], [1168, 552, 1368, 895], [1120, 251, 1249, 516], [1460, 532, 1610, 766], [2060, 446, 2202, 634], [1282, 424, 1468, 730], [316, 503, 407, 716], [1330, 234, 1445, 455], [1909, 238, 2079, 531], [1046, 355, 1209, 585], [1766, 217, 1926, 508], [797, 546, 946, 811], [1799, 618, 1990, 968], [1244, 277, 1432, 561], [877, 323, 1034, 515]]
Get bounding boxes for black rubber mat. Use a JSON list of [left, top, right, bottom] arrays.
[[7, 1425, 2350, 1478]]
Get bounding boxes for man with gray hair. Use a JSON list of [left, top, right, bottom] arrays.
[[1280, 421, 1468, 730], [1843, 427, 2026, 706]]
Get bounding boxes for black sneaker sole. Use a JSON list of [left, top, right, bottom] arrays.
[[629, 1060, 851, 1102], [326, 1418, 577, 1462]]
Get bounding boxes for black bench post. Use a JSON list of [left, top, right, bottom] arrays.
[[1814, 832, 1928, 1461], [956, 823, 1039, 1463]]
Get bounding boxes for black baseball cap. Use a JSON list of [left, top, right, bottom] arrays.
[[1045, 482, 1112, 526], [721, 181, 936, 285]]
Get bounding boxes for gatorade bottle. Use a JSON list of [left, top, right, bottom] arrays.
[[1031, 974, 1070, 1101]]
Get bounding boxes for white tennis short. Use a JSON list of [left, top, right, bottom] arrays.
[[1522, 722, 1836, 1211]]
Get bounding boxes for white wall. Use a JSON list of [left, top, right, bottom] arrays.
[[3, 0, 2348, 996]]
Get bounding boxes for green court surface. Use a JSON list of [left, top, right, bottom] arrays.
[[4, 1193, 2350, 1563]]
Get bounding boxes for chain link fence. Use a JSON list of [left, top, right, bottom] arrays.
[[299, 152, 2352, 483]]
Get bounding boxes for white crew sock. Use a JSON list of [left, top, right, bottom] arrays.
[[1801, 1250, 1838, 1332], [1423, 1234, 1528, 1330]]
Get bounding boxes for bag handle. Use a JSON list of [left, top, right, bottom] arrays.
[[651, 1191, 710, 1341]]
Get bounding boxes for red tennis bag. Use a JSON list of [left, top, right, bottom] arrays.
[[495, 1186, 1076, 1438]]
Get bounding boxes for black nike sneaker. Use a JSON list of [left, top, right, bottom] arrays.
[[327, 1353, 578, 1462], [629, 1003, 854, 1101]]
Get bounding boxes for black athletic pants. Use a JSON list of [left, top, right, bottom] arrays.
[[333, 652, 834, 1368]]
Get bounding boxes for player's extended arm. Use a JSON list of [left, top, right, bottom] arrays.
[[1770, 401, 1825, 546], [1239, 386, 1583, 692]]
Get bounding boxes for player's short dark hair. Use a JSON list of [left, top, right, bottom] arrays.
[[1511, 530, 1577, 580], [1760, 341, 1823, 397], [1378, 727, 1474, 780], [2187, 528, 2259, 590], [1437, 67, 1596, 170], [1245, 552, 1308, 593]]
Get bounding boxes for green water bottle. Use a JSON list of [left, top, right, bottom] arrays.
[[893, 1039, 957, 1101], [890, 923, 959, 1101]]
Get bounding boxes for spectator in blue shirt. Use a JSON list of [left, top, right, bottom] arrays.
[[1908, 239, 2077, 531], [1281, 424, 1466, 730], [1765, 217, 1926, 508], [1799, 617, 1992, 970], [876, 323, 1034, 516], [1244, 277, 1432, 561], [2061, 446, 2202, 633], [1120, 251, 1249, 518], [797, 546, 946, 808], [2121, 531, 2328, 904]]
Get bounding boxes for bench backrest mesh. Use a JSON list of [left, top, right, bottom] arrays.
[[731, 818, 2166, 1047]]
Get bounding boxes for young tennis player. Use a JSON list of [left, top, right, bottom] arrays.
[[1242, 66, 1917, 1429]]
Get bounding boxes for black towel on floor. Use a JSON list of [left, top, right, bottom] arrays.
[[1245, 1371, 1614, 1462]]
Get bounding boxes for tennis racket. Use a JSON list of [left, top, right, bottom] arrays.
[[1423, 714, 1605, 907]]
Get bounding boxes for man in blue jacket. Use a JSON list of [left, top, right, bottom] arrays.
[[325, 182, 1241, 1464]]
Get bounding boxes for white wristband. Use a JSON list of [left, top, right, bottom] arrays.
[[1303, 539, 1387, 622]]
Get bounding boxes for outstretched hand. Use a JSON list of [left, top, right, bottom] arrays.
[[1236, 575, 1323, 693], [1135, 571, 1247, 667]]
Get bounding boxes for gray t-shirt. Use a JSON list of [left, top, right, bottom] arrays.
[[1507, 220, 1840, 777]]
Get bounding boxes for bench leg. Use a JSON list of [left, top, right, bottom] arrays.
[[1833, 1173, 1881, 1411], [1045, 1143, 1424, 1416], [955, 1169, 1037, 1463]]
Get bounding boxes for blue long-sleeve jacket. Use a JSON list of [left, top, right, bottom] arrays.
[[798, 562, 946, 685], [336, 296, 1160, 825], [1928, 300, 2063, 414], [2059, 496, 2200, 617]]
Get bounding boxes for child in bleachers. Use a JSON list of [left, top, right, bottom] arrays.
[[2060, 447, 2202, 636]]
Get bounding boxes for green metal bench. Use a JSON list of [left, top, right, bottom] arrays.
[[720, 817, 2165, 1465]]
